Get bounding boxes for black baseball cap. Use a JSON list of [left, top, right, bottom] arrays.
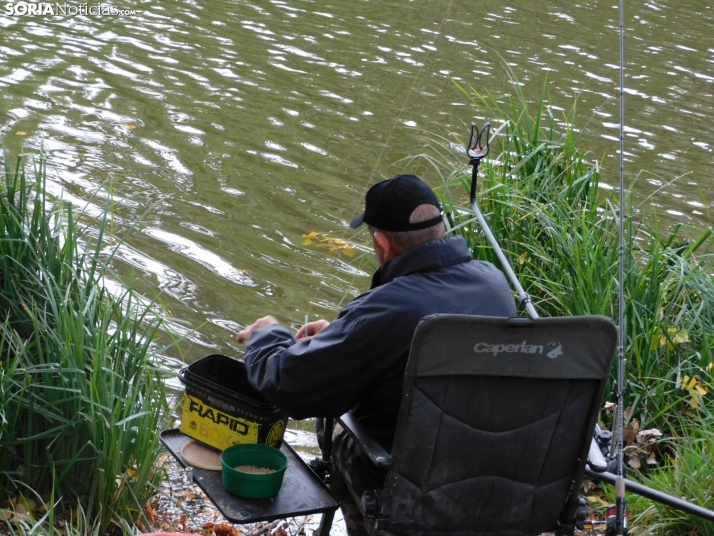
[[350, 174, 443, 232]]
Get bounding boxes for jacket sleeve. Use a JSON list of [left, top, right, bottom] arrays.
[[243, 300, 385, 419]]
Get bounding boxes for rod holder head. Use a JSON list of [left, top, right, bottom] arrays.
[[466, 122, 491, 164], [466, 122, 491, 201]]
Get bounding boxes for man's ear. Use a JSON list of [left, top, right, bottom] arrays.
[[373, 231, 395, 264]]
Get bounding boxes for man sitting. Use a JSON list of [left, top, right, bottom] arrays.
[[237, 174, 516, 534]]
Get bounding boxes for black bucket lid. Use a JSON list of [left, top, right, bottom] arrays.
[[179, 354, 278, 412]]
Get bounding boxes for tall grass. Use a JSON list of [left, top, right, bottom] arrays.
[[413, 80, 714, 436], [617, 417, 714, 536], [0, 150, 171, 533]]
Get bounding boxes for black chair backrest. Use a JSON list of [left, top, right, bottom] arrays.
[[380, 315, 617, 536]]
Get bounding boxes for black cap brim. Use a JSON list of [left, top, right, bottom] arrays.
[[349, 213, 365, 229]]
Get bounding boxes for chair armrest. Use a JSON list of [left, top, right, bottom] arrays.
[[337, 412, 392, 469]]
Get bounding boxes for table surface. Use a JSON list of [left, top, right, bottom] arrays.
[[160, 429, 338, 524]]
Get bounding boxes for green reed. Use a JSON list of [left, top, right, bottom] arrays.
[[412, 79, 714, 437], [0, 150, 170, 533]]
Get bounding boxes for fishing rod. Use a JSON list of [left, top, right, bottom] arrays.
[[614, 0, 628, 533]]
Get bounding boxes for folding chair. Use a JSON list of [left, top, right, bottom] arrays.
[[337, 314, 617, 536]]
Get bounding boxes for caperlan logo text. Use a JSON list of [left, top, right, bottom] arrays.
[[473, 341, 563, 359], [473, 341, 544, 356]]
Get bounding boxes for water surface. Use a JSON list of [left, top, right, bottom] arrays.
[[0, 0, 712, 364]]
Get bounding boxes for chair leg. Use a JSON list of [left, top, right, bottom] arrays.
[[315, 510, 335, 536]]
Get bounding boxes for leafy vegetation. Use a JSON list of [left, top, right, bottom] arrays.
[[0, 151, 171, 534], [413, 80, 714, 437], [405, 79, 714, 534]]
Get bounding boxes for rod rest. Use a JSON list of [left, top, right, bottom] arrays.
[[337, 412, 393, 469]]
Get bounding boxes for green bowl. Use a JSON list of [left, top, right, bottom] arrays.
[[221, 444, 288, 499]]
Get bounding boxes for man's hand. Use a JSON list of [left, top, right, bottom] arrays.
[[295, 318, 330, 341], [236, 316, 280, 343], [296, 319, 330, 341]]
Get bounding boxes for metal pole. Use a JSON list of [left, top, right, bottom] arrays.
[[586, 468, 714, 523], [469, 198, 538, 320], [615, 0, 628, 533]]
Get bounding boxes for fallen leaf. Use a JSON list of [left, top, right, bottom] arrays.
[[144, 502, 157, 525], [636, 428, 662, 446], [623, 406, 633, 422], [646, 452, 658, 465], [16, 131, 26, 136], [15, 495, 36, 515], [628, 455, 641, 469], [122, 124, 135, 130], [209, 522, 241, 536], [623, 418, 640, 445]]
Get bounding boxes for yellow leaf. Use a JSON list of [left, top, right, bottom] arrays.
[[695, 385, 708, 396], [302, 239, 313, 245], [682, 375, 691, 389], [302, 231, 319, 240], [343, 247, 355, 257], [16, 131, 26, 136], [662, 334, 670, 350], [121, 124, 135, 130], [673, 329, 689, 345], [689, 397, 699, 409], [688, 377, 698, 390]]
